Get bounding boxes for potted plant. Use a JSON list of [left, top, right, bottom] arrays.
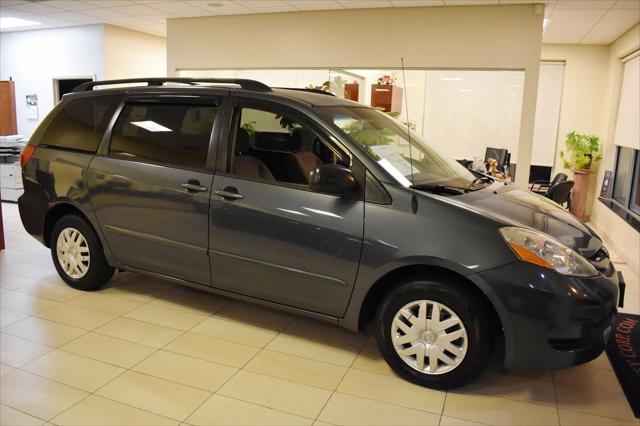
[[560, 131, 602, 170]]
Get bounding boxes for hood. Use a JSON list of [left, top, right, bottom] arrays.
[[434, 182, 602, 257]]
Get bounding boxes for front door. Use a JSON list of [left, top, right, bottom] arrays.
[[89, 95, 222, 285], [209, 99, 365, 316]]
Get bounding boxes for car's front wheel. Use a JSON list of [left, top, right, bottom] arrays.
[[51, 214, 114, 291], [376, 278, 493, 389]]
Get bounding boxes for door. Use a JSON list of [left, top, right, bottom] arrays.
[[210, 99, 365, 317], [89, 95, 222, 285]]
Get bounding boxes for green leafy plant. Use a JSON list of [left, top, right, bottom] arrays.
[[341, 120, 394, 159], [560, 131, 602, 170], [240, 121, 256, 137]]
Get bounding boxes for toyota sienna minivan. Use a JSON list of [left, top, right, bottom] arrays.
[[18, 78, 624, 389]]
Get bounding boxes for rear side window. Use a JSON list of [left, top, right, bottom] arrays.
[[110, 103, 217, 170], [41, 95, 122, 152]]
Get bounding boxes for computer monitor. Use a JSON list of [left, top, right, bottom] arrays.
[[484, 147, 508, 170], [529, 165, 552, 184]]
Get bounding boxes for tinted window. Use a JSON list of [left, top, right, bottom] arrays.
[[110, 103, 217, 170], [42, 95, 121, 152]]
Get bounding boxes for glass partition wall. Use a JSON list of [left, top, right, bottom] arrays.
[[179, 68, 526, 167]]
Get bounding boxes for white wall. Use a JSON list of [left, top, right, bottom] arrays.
[[0, 25, 105, 137], [104, 25, 166, 80], [168, 4, 544, 186]]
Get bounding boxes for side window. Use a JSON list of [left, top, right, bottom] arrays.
[[110, 103, 217, 170], [41, 95, 121, 152], [232, 106, 347, 185]]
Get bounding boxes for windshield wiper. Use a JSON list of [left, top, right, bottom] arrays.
[[411, 184, 467, 195], [468, 175, 494, 190]]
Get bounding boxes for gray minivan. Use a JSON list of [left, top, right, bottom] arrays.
[[18, 78, 624, 389]]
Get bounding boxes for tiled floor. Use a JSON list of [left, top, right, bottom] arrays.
[[1, 201, 639, 426]]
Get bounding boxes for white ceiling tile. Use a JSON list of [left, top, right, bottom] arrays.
[[285, 0, 343, 10], [113, 4, 166, 16], [143, 13, 178, 22], [443, 0, 498, 5], [337, 0, 393, 8], [613, 0, 640, 9], [554, 0, 615, 9], [144, 1, 204, 13], [551, 8, 607, 19], [185, 0, 252, 13], [581, 17, 637, 42], [43, 1, 99, 11], [604, 7, 640, 18], [83, 0, 132, 6], [543, 18, 595, 42], [390, 0, 445, 6], [47, 11, 96, 22], [81, 8, 131, 19], [10, 2, 64, 14], [238, 0, 291, 7]]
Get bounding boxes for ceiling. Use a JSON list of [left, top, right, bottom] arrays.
[[0, 0, 638, 44]]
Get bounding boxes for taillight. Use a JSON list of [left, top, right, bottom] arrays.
[[20, 145, 36, 167]]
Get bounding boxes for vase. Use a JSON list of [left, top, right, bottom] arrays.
[[570, 169, 592, 221]]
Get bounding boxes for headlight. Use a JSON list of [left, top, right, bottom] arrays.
[[500, 227, 598, 277]]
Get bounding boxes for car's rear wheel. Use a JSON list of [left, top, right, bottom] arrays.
[[376, 278, 493, 389], [51, 214, 114, 291]]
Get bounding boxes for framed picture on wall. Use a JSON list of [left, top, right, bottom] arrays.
[[600, 170, 613, 198]]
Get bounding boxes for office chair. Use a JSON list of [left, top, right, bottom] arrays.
[[546, 180, 574, 210], [530, 172, 568, 195], [550, 172, 568, 186]]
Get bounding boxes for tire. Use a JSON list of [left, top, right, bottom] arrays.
[[376, 277, 493, 390], [50, 214, 114, 291]]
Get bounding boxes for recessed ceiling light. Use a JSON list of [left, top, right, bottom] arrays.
[[0, 17, 42, 29], [207, 2, 223, 7]]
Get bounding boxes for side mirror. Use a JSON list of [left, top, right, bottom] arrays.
[[309, 164, 357, 195]]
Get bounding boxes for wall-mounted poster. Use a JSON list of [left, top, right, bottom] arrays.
[[25, 94, 38, 119], [600, 170, 613, 198]]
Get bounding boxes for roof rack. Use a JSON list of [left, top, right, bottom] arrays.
[[274, 87, 335, 97], [73, 78, 272, 93]]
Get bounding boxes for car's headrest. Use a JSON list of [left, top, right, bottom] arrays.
[[236, 128, 251, 154], [290, 128, 312, 152]]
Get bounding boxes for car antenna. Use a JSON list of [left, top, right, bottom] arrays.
[[401, 57, 418, 214]]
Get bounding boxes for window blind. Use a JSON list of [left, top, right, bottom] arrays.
[[614, 53, 640, 150]]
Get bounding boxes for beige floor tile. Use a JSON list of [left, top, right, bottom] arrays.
[[584, 352, 613, 370], [554, 382, 636, 421], [164, 332, 259, 368], [15, 281, 83, 303], [462, 369, 556, 407], [1, 404, 47, 426], [23, 349, 124, 392], [151, 286, 229, 316], [0, 333, 52, 367], [553, 365, 624, 394], [0, 363, 14, 376], [0, 370, 87, 421], [313, 421, 334, 426], [337, 368, 445, 414], [558, 409, 639, 426], [60, 332, 157, 368], [95, 317, 182, 348], [132, 350, 237, 392], [2, 317, 85, 347], [125, 304, 207, 331], [67, 292, 142, 316], [351, 336, 394, 377], [99, 281, 159, 304], [443, 392, 559, 426], [620, 291, 640, 315], [218, 370, 331, 419], [439, 416, 487, 426], [215, 302, 294, 332], [52, 395, 178, 426], [0, 272, 34, 290], [266, 319, 365, 367], [187, 395, 313, 426], [0, 291, 60, 314], [318, 392, 440, 426], [96, 370, 211, 421], [0, 307, 29, 327], [245, 350, 347, 390], [35, 304, 116, 331], [190, 316, 279, 348]]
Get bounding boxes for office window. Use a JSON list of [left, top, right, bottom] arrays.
[[43, 95, 122, 152], [612, 146, 640, 216], [110, 103, 217, 170]]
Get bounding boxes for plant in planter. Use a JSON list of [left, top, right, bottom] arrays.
[[560, 131, 603, 170]]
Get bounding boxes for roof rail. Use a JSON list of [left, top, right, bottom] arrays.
[[73, 78, 272, 93], [273, 87, 335, 97]]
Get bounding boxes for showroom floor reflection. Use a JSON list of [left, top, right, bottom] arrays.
[[1, 202, 638, 426]]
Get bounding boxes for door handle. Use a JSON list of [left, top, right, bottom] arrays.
[[181, 179, 208, 193], [214, 187, 244, 200]]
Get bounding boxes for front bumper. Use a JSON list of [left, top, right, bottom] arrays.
[[470, 260, 622, 370]]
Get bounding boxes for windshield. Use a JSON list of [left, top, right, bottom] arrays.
[[315, 106, 481, 189]]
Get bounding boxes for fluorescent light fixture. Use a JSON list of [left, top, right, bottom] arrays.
[[0, 17, 41, 29], [543, 18, 549, 32], [131, 121, 172, 132]]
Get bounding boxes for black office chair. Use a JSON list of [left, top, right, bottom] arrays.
[[530, 172, 568, 195], [550, 172, 568, 186], [546, 180, 574, 210]]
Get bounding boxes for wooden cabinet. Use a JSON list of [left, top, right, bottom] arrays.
[[0, 81, 17, 136], [370, 84, 403, 113], [344, 83, 359, 102]]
